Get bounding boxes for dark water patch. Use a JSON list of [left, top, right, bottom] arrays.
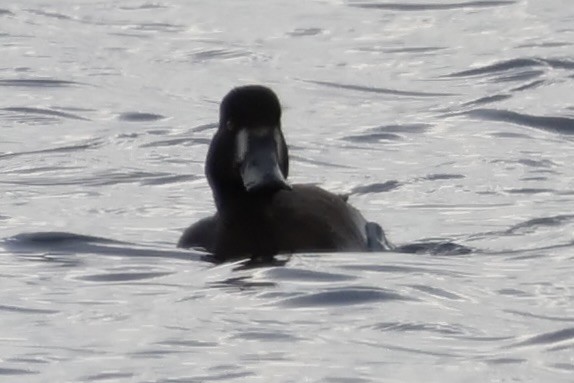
[[544, 58, 574, 70], [191, 48, 251, 62], [409, 285, 464, 300], [265, 267, 356, 283], [0, 304, 59, 315], [380, 46, 446, 54], [57, 106, 97, 112], [343, 132, 402, 142], [511, 79, 546, 92], [508, 327, 574, 348], [189, 122, 218, 132], [119, 4, 169, 10], [128, 349, 184, 359], [278, 287, 412, 308], [5, 356, 50, 364], [505, 188, 554, 194], [496, 69, 544, 83], [372, 321, 467, 335], [486, 358, 526, 365], [465, 109, 574, 134], [517, 41, 571, 49], [395, 240, 473, 255], [506, 215, 574, 234], [1, 107, 90, 121], [548, 343, 574, 352], [5, 232, 122, 246], [27, 9, 73, 20], [4, 234, 202, 262], [489, 132, 532, 139], [551, 363, 574, 372], [140, 137, 209, 148], [447, 58, 545, 77], [343, 123, 430, 142], [118, 112, 165, 122], [77, 271, 173, 282], [352, 180, 401, 194], [209, 275, 278, 290], [463, 94, 512, 106], [155, 339, 218, 348], [423, 174, 465, 181], [449, 57, 574, 79], [497, 288, 531, 297], [130, 22, 185, 33], [517, 158, 555, 168], [520, 176, 548, 181], [307, 80, 456, 97], [232, 331, 300, 342], [0, 79, 82, 87], [156, 372, 255, 382], [0, 368, 39, 375], [146, 129, 171, 135], [381, 123, 431, 133], [139, 174, 199, 186], [349, 1, 515, 11], [82, 372, 135, 381], [0, 9, 14, 16], [287, 28, 323, 37]]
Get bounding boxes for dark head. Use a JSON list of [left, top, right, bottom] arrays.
[[206, 85, 290, 212]]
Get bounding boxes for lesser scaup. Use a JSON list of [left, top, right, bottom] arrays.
[[178, 85, 392, 261]]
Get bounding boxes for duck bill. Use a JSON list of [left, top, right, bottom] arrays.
[[237, 128, 291, 193]]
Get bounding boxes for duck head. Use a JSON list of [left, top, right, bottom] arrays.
[[206, 85, 290, 212]]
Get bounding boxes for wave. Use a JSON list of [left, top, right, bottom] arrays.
[[349, 1, 516, 11], [465, 108, 574, 135]]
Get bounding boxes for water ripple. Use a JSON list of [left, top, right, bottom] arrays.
[[408, 284, 465, 300], [349, 1, 516, 11], [0, 140, 100, 161], [0, 79, 83, 87], [1, 106, 90, 121], [0, 368, 38, 376], [276, 287, 414, 308], [447, 57, 574, 77], [505, 309, 574, 323], [118, 112, 166, 122], [465, 109, 574, 135], [77, 271, 173, 282], [351, 180, 402, 194], [191, 48, 253, 63], [307, 80, 456, 97], [264, 267, 357, 283], [508, 327, 574, 348], [0, 304, 59, 315], [371, 321, 469, 335], [82, 372, 135, 381]]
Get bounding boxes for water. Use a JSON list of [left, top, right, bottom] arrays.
[[1, 0, 573, 381]]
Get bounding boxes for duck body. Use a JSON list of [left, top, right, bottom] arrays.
[[178, 85, 391, 261]]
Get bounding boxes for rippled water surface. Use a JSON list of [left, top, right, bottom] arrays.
[[1, 0, 574, 381]]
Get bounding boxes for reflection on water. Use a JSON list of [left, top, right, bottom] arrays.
[[1, 0, 574, 381]]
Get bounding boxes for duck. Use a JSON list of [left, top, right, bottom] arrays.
[[178, 85, 393, 261]]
